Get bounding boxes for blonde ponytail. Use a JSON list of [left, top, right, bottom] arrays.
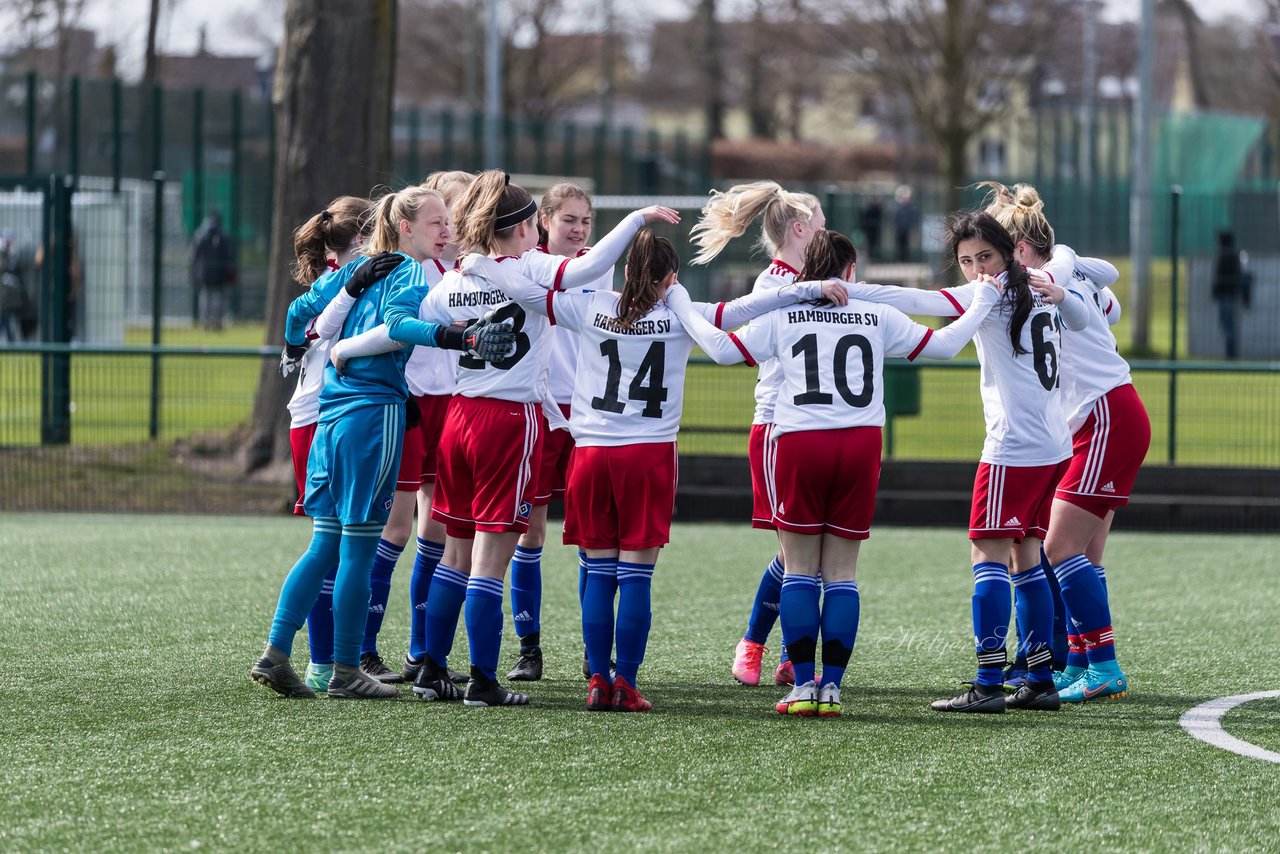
[[452, 169, 535, 255], [366, 185, 444, 254], [689, 180, 819, 265]]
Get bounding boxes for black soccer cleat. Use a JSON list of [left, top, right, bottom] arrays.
[[411, 654, 462, 702], [1005, 680, 1062, 711], [506, 646, 543, 681], [463, 667, 530, 707], [402, 655, 423, 682], [930, 682, 1006, 714], [249, 654, 315, 699], [360, 651, 405, 684]]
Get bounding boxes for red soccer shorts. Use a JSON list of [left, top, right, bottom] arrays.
[[289, 422, 318, 516], [431, 396, 543, 538], [396, 422, 424, 492], [414, 393, 452, 485], [562, 442, 678, 551], [534, 404, 575, 505], [1056, 383, 1151, 518], [970, 460, 1070, 540], [770, 426, 882, 540], [749, 422, 778, 530]]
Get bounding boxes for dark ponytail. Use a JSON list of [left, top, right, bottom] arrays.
[[291, 195, 372, 286], [617, 228, 679, 328], [944, 211, 1031, 355], [798, 229, 856, 281]]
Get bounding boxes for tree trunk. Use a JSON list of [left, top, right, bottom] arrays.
[[696, 0, 725, 140], [143, 0, 161, 83], [241, 0, 397, 474]]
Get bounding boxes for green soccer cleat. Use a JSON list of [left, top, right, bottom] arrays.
[[304, 662, 334, 693]]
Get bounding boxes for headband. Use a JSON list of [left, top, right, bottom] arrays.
[[494, 198, 537, 231]]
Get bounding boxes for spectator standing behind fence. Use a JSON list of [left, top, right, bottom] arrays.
[[893, 185, 918, 262], [1212, 230, 1250, 359], [192, 211, 237, 331]]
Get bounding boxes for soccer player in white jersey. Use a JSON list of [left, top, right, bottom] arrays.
[[669, 230, 1000, 717], [278, 196, 374, 692], [465, 228, 846, 711], [832, 212, 1074, 713], [689, 180, 827, 689], [504, 182, 613, 683], [332, 171, 678, 706], [985, 183, 1147, 704]]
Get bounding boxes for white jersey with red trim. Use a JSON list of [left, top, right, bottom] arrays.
[[732, 298, 932, 439], [750, 259, 800, 425], [419, 259, 552, 403], [540, 245, 615, 405], [286, 319, 329, 428], [405, 258, 459, 397], [938, 283, 1072, 466], [1057, 270, 1133, 433], [546, 288, 698, 447]]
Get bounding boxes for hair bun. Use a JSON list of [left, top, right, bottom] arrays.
[[319, 209, 333, 222]]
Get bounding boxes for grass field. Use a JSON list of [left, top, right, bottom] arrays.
[[2, 515, 1278, 852]]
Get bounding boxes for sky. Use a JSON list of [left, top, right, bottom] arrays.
[[13, 0, 1273, 79]]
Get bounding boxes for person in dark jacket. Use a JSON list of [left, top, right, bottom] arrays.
[[1212, 230, 1249, 359]]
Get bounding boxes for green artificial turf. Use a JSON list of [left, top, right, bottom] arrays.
[[1, 516, 1278, 852]]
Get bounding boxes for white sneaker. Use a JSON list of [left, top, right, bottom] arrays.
[[774, 680, 818, 716], [818, 682, 842, 717]]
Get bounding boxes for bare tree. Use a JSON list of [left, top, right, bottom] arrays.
[[831, 0, 1060, 213], [242, 0, 397, 474], [693, 0, 725, 139], [4, 0, 89, 77], [143, 0, 160, 82]]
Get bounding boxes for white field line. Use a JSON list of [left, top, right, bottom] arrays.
[[1179, 690, 1280, 764]]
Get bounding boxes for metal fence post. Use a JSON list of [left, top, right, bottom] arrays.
[[408, 107, 420, 182], [40, 174, 74, 445], [150, 172, 165, 440], [68, 77, 80, 189], [26, 72, 37, 176], [192, 88, 204, 324], [441, 109, 454, 170], [1168, 185, 1181, 463], [111, 77, 122, 193]]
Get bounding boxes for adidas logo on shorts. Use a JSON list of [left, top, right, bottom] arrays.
[[1003, 516, 1022, 528], [1100, 481, 1116, 493], [776, 502, 786, 516]]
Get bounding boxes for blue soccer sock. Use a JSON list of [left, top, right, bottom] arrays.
[[464, 575, 506, 680], [577, 550, 588, 605], [269, 517, 342, 657], [331, 523, 382, 667], [361, 538, 404, 656], [305, 567, 337, 665], [1096, 564, 1108, 595], [407, 538, 444, 660], [1043, 547, 1069, 668], [423, 564, 469, 670], [972, 562, 1011, 686], [779, 573, 821, 688], [615, 561, 655, 686], [581, 556, 618, 679], [819, 580, 860, 688], [1011, 566, 1054, 682], [744, 554, 785, 645], [509, 544, 543, 642], [1053, 554, 1117, 666]]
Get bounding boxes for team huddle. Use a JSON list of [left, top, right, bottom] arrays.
[[249, 170, 1150, 717]]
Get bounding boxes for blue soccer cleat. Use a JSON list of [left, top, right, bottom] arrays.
[[1057, 665, 1128, 704]]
